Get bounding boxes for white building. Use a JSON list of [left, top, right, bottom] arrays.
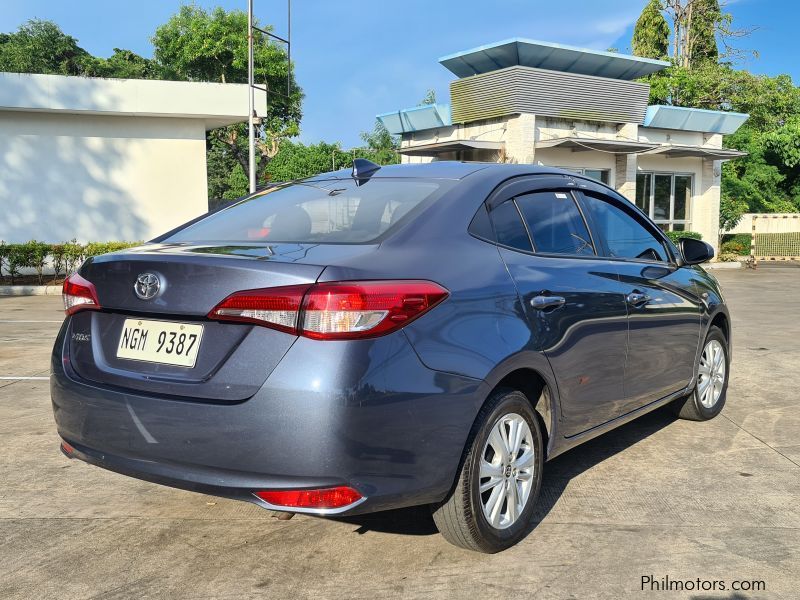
[[0, 73, 263, 243], [378, 39, 749, 252]]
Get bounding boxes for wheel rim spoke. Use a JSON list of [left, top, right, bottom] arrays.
[[697, 339, 726, 408], [479, 412, 535, 530]]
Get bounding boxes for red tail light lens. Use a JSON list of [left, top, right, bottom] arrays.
[[207, 284, 310, 334], [63, 273, 101, 315], [300, 281, 449, 339], [254, 486, 363, 509], [208, 280, 448, 339]]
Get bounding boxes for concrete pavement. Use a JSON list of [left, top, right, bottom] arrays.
[[1, 269, 798, 599]]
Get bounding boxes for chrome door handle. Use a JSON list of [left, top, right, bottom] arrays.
[[531, 295, 566, 310], [626, 291, 651, 306]]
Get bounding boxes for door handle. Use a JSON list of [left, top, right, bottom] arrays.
[[531, 295, 566, 310], [626, 291, 651, 307]]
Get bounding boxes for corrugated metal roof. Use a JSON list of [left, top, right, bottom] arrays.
[[376, 104, 452, 135], [439, 38, 669, 80], [643, 105, 749, 134]]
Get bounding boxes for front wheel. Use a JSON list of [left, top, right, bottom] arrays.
[[432, 389, 544, 553], [674, 325, 729, 421]]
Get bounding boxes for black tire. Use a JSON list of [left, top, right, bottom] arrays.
[[432, 388, 544, 553], [673, 326, 729, 421]]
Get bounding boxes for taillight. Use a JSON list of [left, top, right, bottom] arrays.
[[63, 273, 101, 315], [254, 486, 363, 510], [207, 284, 309, 334], [208, 280, 448, 340]]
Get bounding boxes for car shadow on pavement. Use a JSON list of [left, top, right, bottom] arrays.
[[334, 404, 679, 538]]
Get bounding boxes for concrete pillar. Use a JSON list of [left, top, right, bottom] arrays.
[[693, 158, 722, 255], [505, 113, 536, 164], [614, 122, 638, 202], [615, 153, 637, 202]]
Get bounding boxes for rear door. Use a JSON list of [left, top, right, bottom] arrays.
[[576, 189, 703, 411], [488, 179, 630, 436]]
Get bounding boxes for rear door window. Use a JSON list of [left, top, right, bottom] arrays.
[[490, 200, 532, 252], [165, 179, 445, 244], [515, 191, 595, 256]]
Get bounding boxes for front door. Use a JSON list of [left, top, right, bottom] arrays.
[[577, 190, 703, 412], [489, 188, 630, 436]]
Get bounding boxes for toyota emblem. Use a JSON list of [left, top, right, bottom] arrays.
[[134, 273, 161, 300]]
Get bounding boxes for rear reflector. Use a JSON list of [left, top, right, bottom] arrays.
[[254, 486, 363, 510], [60, 441, 74, 456], [63, 273, 101, 316], [208, 280, 448, 340]]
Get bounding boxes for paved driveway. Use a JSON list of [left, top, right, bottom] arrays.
[[1, 269, 798, 599]]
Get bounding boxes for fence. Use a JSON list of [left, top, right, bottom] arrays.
[[749, 214, 800, 268]]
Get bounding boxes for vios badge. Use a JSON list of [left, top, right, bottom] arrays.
[[134, 273, 161, 300]]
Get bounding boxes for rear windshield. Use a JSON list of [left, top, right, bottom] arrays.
[[165, 178, 446, 244]]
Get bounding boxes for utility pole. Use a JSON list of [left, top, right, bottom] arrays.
[[247, 0, 256, 193]]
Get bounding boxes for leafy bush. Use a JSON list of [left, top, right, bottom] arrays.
[[26, 240, 51, 285], [720, 233, 752, 256], [717, 252, 741, 262], [0, 241, 7, 278], [665, 230, 702, 245], [83, 241, 139, 258], [62, 239, 85, 275], [0, 241, 140, 285]]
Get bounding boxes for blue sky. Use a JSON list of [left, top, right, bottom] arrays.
[[1, 1, 797, 147]]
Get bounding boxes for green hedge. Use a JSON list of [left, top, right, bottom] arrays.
[[664, 230, 702, 245], [0, 240, 140, 285], [720, 233, 752, 256]]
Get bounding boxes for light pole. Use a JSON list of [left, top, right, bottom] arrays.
[[247, 0, 256, 193]]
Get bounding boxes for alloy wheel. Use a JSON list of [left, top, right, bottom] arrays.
[[697, 339, 726, 408], [479, 413, 535, 529]]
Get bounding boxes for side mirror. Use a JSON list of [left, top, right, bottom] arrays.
[[679, 237, 715, 265]]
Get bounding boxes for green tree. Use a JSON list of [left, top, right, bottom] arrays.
[[152, 5, 303, 198], [0, 19, 92, 75], [359, 120, 400, 166], [419, 89, 437, 105], [687, 0, 720, 66], [87, 48, 161, 79], [632, 0, 670, 60]]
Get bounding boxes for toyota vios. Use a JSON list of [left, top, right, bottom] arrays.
[[52, 161, 730, 552]]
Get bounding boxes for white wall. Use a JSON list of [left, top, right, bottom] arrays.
[[727, 213, 800, 235], [0, 111, 209, 243]]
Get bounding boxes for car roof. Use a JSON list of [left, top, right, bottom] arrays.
[[303, 161, 569, 182]]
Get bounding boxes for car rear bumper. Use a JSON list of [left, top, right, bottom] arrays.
[[51, 319, 486, 515]]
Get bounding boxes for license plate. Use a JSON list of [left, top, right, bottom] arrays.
[[116, 318, 204, 368]]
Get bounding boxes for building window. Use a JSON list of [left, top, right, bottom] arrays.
[[635, 172, 692, 231], [557, 167, 610, 185]]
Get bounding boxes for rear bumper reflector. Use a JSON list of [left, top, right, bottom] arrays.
[[253, 486, 364, 514]]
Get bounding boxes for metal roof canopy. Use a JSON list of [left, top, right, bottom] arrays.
[[376, 104, 452, 135], [536, 137, 659, 153], [439, 38, 670, 80], [646, 145, 748, 160], [399, 140, 504, 157], [644, 105, 749, 135]]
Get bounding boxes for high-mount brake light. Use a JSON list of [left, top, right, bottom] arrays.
[[208, 280, 448, 339], [62, 273, 101, 315]]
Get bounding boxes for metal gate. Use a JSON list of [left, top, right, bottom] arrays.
[[749, 214, 800, 268]]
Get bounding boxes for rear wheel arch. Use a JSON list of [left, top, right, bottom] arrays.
[[492, 369, 553, 448]]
